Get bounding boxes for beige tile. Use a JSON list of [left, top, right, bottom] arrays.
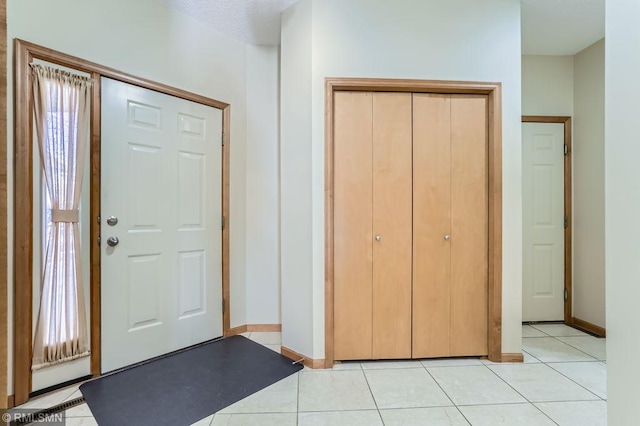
[[19, 385, 79, 409], [298, 370, 376, 412], [459, 403, 556, 426], [361, 360, 423, 369], [428, 366, 526, 405], [421, 358, 485, 368], [211, 413, 296, 426], [523, 351, 542, 364], [535, 400, 607, 426], [555, 336, 606, 360], [64, 390, 83, 402], [65, 402, 93, 418], [64, 417, 99, 426], [522, 325, 549, 337], [547, 361, 607, 399], [219, 374, 298, 414], [364, 368, 451, 409], [523, 337, 597, 362], [380, 407, 470, 425], [332, 361, 362, 371], [488, 363, 600, 402], [529, 324, 588, 337], [298, 410, 383, 426], [190, 415, 214, 426]]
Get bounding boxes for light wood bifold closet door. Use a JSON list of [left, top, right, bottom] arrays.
[[372, 93, 412, 359], [334, 92, 373, 360], [334, 92, 412, 360], [413, 94, 488, 358], [412, 94, 452, 357], [334, 91, 488, 361]]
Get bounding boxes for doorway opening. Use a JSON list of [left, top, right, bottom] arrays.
[[13, 39, 231, 406], [521, 116, 572, 326]]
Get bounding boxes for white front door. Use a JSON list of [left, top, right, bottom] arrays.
[[522, 122, 565, 321], [101, 78, 223, 373]]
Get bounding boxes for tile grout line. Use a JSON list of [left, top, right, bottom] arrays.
[[421, 363, 471, 425], [483, 361, 560, 426], [359, 365, 385, 425], [544, 362, 606, 401], [421, 362, 457, 408], [550, 335, 605, 361], [523, 338, 600, 363], [526, 324, 553, 336]]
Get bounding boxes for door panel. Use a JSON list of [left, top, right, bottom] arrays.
[[101, 78, 222, 373], [412, 94, 452, 358], [334, 92, 373, 360], [450, 95, 488, 356], [334, 91, 490, 361], [522, 122, 565, 321], [372, 92, 412, 359]]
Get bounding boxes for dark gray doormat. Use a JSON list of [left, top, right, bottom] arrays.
[[80, 336, 303, 426]]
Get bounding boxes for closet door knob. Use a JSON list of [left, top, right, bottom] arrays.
[[444, 235, 450, 241], [375, 235, 381, 241]]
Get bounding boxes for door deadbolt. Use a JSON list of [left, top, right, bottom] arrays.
[[106, 216, 118, 226]]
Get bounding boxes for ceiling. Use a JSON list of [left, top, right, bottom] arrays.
[[521, 0, 605, 55], [158, 0, 298, 45], [158, 0, 605, 54]]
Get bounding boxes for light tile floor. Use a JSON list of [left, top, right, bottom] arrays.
[[18, 325, 607, 425]]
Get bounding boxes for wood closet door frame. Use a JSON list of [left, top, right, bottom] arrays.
[[522, 116, 573, 327], [324, 78, 504, 367]]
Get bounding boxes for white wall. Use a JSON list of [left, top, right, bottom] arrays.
[[606, 1, 640, 423], [6, 0, 249, 392], [280, 0, 315, 356], [281, 0, 523, 359], [573, 39, 605, 328], [522, 55, 574, 116], [245, 45, 281, 325]]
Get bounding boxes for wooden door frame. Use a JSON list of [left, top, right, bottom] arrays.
[[325, 78, 504, 367], [521, 116, 573, 324], [0, 0, 8, 410], [12, 39, 231, 405]]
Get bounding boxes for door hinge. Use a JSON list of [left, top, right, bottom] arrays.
[[221, 132, 225, 147], [222, 299, 225, 313], [564, 288, 568, 302], [564, 144, 568, 156], [221, 215, 226, 230], [564, 215, 568, 229]]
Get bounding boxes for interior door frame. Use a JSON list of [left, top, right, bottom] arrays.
[[12, 39, 232, 405], [521, 115, 573, 325], [325, 78, 504, 367]]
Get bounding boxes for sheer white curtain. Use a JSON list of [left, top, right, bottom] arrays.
[[31, 64, 92, 369]]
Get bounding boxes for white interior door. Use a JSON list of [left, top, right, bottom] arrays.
[[522, 122, 565, 321], [101, 78, 223, 373]]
